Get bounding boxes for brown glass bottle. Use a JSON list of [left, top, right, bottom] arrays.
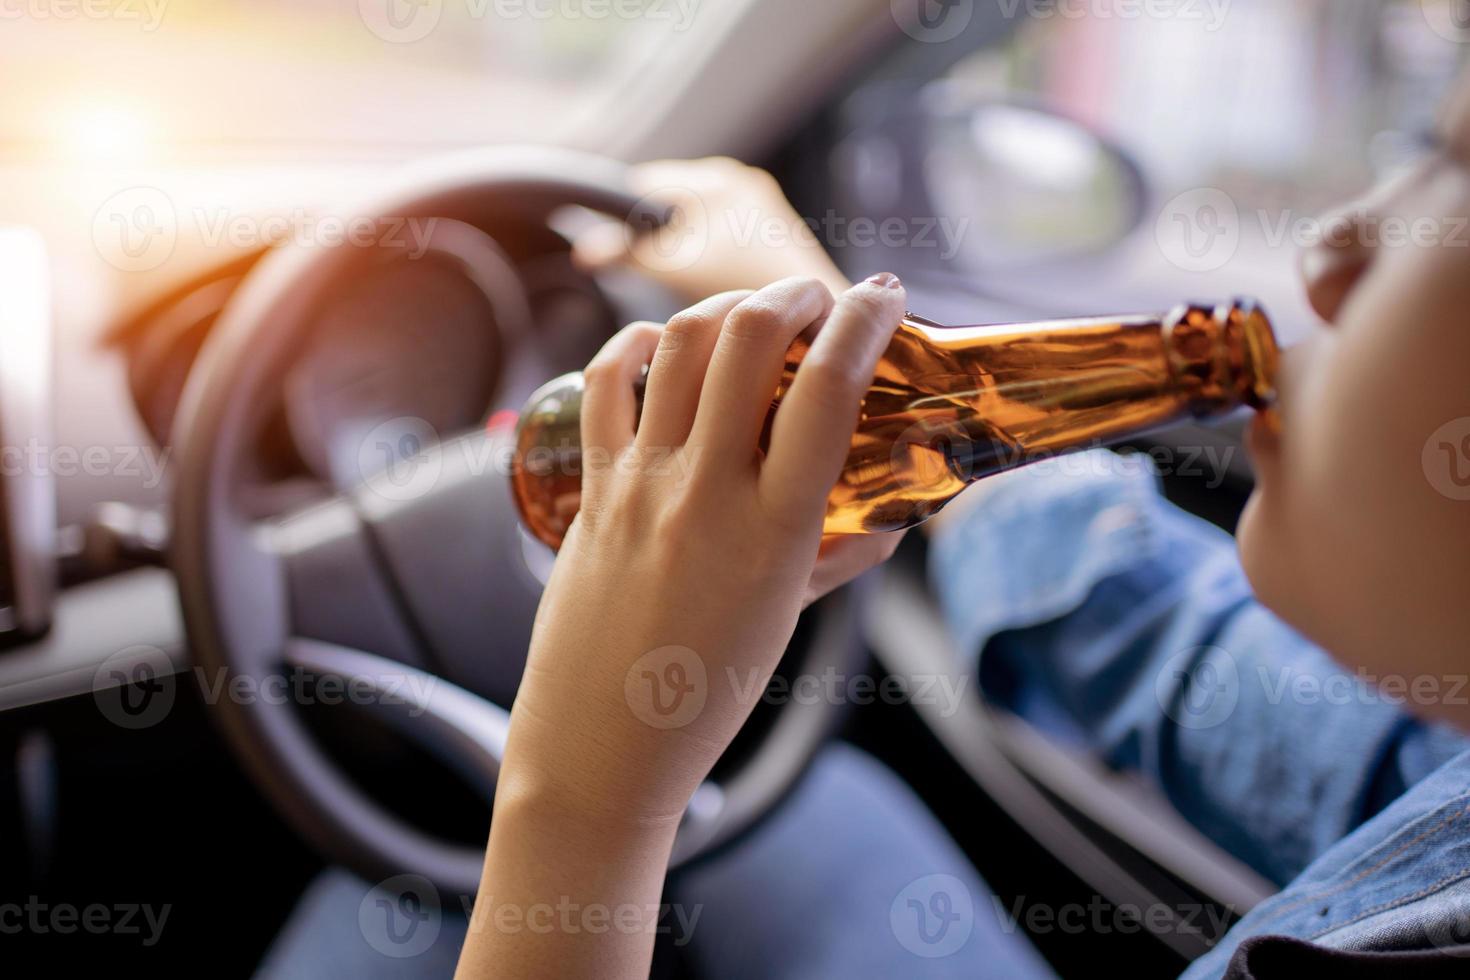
[[510, 299, 1279, 550]]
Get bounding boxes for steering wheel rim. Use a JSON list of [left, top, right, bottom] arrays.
[[170, 146, 863, 896]]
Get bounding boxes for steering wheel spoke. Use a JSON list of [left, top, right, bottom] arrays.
[[261, 494, 428, 670], [283, 637, 509, 802]]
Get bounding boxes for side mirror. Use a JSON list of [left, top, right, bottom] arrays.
[[832, 83, 1147, 276], [924, 92, 1147, 270]]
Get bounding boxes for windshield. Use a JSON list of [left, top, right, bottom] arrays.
[[1, 0, 709, 164]]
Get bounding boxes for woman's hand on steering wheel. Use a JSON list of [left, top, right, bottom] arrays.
[[573, 156, 852, 301]]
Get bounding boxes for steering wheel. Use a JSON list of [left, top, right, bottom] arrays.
[[170, 147, 863, 896]]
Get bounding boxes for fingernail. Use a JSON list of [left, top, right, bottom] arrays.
[[864, 272, 902, 290]]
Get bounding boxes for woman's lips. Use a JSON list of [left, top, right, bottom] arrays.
[[1246, 407, 1282, 462], [1246, 334, 1302, 469]]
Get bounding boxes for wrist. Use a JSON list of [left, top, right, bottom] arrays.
[[497, 686, 711, 828], [494, 743, 689, 845]]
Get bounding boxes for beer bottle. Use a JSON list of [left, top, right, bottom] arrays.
[[510, 299, 1279, 550]]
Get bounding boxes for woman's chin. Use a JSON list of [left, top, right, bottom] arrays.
[[1235, 491, 1266, 580], [1235, 486, 1289, 618]]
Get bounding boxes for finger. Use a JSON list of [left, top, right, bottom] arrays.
[[689, 277, 835, 461], [581, 321, 663, 491], [803, 532, 905, 609], [761, 274, 907, 521], [637, 291, 753, 450]]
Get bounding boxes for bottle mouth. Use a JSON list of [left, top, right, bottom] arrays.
[[1163, 299, 1281, 414], [1224, 299, 1280, 411]]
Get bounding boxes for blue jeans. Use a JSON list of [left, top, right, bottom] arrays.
[[255, 744, 1054, 979], [925, 450, 1470, 975]]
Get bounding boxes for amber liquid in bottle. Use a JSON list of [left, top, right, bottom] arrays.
[[511, 300, 1279, 550]]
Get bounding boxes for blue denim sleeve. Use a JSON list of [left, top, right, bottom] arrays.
[[927, 450, 1469, 887]]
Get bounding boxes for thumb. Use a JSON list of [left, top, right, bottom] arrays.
[[803, 532, 905, 608]]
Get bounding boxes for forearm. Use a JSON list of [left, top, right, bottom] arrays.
[[453, 276, 907, 978], [455, 743, 683, 980], [454, 618, 713, 980]]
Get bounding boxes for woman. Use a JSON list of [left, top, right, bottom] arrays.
[[455, 66, 1470, 978]]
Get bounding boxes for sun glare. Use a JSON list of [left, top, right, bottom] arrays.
[[58, 104, 154, 164]]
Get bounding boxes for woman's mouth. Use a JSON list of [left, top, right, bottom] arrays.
[[1246, 407, 1282, 461]]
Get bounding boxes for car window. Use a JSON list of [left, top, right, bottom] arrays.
[[823, 0, 1469, 330], [947, 0, 1462, 214]]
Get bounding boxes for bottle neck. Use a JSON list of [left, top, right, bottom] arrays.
[[905, 299, 1279, 417]]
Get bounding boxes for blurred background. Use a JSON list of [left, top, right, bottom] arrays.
[[4, 1, 1470, 975], [6, 0, 1464, 525], [5, 0, 1466, 315], [5, 0, 1458, 165], [5, 0, 1466, 372]]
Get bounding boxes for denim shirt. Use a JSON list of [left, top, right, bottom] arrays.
[[927, 450, 1470, 975]]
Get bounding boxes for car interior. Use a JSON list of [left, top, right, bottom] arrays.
[[0, 0, 1462, 975]]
